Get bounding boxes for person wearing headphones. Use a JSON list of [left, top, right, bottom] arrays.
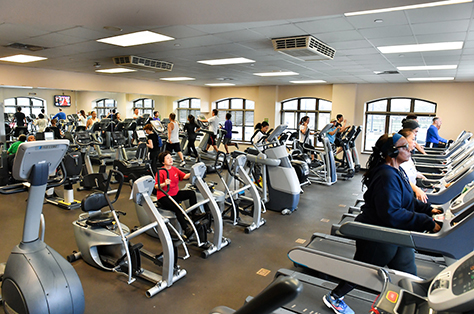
[[323, 133, 441, 314]]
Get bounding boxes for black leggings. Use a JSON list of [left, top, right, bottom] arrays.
[[187, 139, 199, 158], [158, 190, 197, 230]]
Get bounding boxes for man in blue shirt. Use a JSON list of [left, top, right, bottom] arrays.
[[52, 108, 66, 121], [425, 117, 447, 148]]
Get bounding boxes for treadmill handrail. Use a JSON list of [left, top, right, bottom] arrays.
[[339, 221, 416, 247]]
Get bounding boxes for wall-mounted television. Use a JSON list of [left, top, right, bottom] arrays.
[[54, 95, 71, 107]]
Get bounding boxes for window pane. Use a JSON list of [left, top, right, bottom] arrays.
[[105, 99, 115, 107], [319, 99, 332, 111], [414, 100, 436, 113], [190, 110, 200, 118], [234, 111, 243, 126], [390, 99, 410, 112], [17, 97, 29, 107], [389, 115, 404, 133], [282, 100, 297, 110], [244, 111, 254, 126], [32, 107, 42, 116], [318, 112, 331, 130], [178, 110, 187, 123], [365, 114, 386, 151], [230, 98, 243, 109], [368, 100, 387, 112], [282, 112, 296, 129], [191, 98, 201, 109], [246, 100, 255, 110], [417, 116, 433, 144], [178, 100, 188, 108], [307, 113, 316, 130], [4, 98, 15, 106], [217, 110, 226, 122], [244, 127, 254, 141], [217, 100, 229, 109], [31, 99, 43, 107], [144, 99, 153, 108], [135, 100, 143, 108], [5, 107, 15, 113], [301, 98, 316, 111]]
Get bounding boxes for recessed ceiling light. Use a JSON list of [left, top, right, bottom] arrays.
[[160, 77, 196, 81], [95, 68, 137, 73], [407, 77, 455, 81], [198, 57, 255, 66], [97, 31, 174, 47], [290, 80, 327, 84], [205, 83, 236, 86], [398, 65, 458, 71], [0, 54, 47, 63], [378, 42, 463, 54], [253, 71, 299, 77], [345, 0, 472, 16]]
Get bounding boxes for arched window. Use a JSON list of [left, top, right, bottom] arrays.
[[364, 97, 437, 151], [94, 98, 117, 119], [281, 97, 332, 144], [177, 98, 201, 123], [133, 98, 155, 117], [4, 96, 45, 117], [213, 98, 254, 142]]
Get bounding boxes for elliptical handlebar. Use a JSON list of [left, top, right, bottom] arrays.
[[103, 169, 124, 205], [156, 167, 171, 194]]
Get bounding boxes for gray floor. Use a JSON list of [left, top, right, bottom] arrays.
[[0, 170, 364, 314]]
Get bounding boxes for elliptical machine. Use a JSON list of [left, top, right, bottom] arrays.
[[1, 140, 85, 314]]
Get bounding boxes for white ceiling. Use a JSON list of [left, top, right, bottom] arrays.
[[1, 0, 473, 87]]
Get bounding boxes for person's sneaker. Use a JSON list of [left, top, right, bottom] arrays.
[[323, 293, 354, 314], [180, 160, 186, 167]]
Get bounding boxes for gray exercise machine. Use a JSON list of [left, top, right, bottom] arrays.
[[68, 171, 186, 297], [1, 140, 85, 314]]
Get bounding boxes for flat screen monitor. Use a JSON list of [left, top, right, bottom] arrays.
[[54, 95, 71, 107]]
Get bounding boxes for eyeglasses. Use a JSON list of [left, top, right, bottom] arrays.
[[395, 144, 410, 150]]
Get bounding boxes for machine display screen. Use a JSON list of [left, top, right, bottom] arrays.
[[452, 254, 474, 295]]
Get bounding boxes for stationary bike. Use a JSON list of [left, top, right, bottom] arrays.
[[0, 140, 85, 314]]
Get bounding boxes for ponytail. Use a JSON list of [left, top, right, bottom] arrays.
[[362, 134, 390, 187]]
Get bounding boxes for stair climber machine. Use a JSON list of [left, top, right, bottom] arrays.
[[196, 117, 227, 162], [67, 170, 187, 297], [75, 131, 108, 191], [349, 125, 362, 173], [213, 151, 266, 233], [135, 162, 230, 258], [290, 123, 337, 186], [246, 124, 301, 215], [277, 131, 311, 189], [88, 121, 114, 165], [45, 144, 83, 210], [0, 140, 85, 314], [334, 125, 357, 180]]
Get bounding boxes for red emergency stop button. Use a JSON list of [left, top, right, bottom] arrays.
[[386, 291, 398, 303]]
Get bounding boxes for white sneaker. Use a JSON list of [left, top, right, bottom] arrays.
[[180, 161, 186, 167]]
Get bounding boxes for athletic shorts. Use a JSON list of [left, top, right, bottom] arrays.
[[166, 142, 181, 153], [222, 137, 232, 145], [207, 133, 217, 146]]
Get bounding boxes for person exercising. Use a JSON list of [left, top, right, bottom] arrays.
[[144, 123, 162, 173], [155, 151, 199, 240], [323, 133, 441, 314], [425, 117, 448, 148], [252, 121, 270, 144]]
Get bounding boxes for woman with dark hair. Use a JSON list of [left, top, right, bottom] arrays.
[[323, 133, 441, 314], [252, 121, 269, 144], [184, 115, 200, 161], [77, 110, 87, 129], [155, 151, 198, 239], [144, 123, 161, 173], [299, 116, 316, 162]]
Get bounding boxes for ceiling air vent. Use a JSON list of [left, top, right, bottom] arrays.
[[374, 70, 400, 75], [272, 35, 335, 61], [113, 55, 173, 72], [5, 43, 48, 51]]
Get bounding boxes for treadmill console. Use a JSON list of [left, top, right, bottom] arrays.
[[449, 182, 474, 214], [266, 124, 288, 142], [428, 251, 474, 312]]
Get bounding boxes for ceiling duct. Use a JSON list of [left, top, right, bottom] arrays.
[[272, 35, 335, 61], [5, 43, 47, 51], [113, 55, 173, 72], [374, 70, 399, 75]]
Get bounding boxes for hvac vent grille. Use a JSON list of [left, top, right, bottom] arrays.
[[272, 36, 336, 61], [5, 42, 48, 52], [113, 55, 173, 72]]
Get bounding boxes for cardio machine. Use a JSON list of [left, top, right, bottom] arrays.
[[1, 140, 85, 314]]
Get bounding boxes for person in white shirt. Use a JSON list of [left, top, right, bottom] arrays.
[[132, 108, 140, 119], [34, 113, 49, 132], [199, 109, 220, 153], [252, 121, 270, 145], [166, 113, 186, 167], [399, 128, 428, 203], [86, 111, 99, 129], [77, 110, 87, 129]]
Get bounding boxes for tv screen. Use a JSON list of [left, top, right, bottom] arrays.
[[54, 95, 71, 107]]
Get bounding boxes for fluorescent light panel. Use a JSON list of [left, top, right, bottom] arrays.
[[205, 83, 235, 86], [345, 0, 472, 16], [160, 77, 196, 81], [290, 80, 326, 84], [407, 77, 454, 81], [398, 65, 457, 71], [198, 57, 255, 66], [253, 71, 299, 77], [96, 68, 137, 73], [0, 54, 47, 63], [378, 42, 463, 54], [97, 31, 174, 47]]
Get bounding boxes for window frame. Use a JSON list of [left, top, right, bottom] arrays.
[[94, 98, 117, 119], [133, 98, 155, 117], [4, 96, 46, 118], [213, 98, 255, 143], [363, 97, 437, 152], [177, 98, 201, 124]]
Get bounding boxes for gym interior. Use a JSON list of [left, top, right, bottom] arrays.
[[1, 0, 474, 313]]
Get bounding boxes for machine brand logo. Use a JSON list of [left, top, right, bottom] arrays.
[[386, 291, 398, 303]]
